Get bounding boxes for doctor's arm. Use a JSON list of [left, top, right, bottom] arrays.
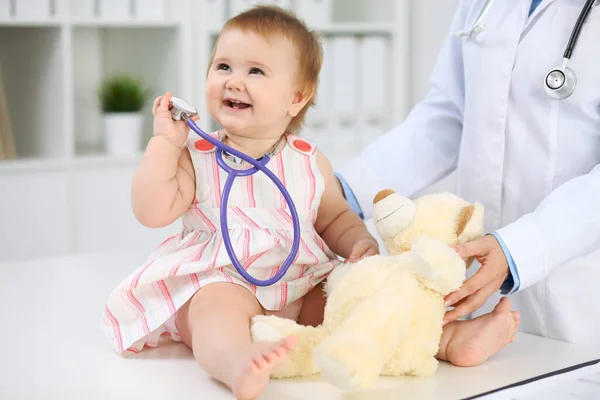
[[444, 164, 600, 322], [336, 1, 471, 219]]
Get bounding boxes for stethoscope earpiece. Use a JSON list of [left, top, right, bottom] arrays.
[[544, 66, 577, 100]]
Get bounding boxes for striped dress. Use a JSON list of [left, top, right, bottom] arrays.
[[102, 133, 340, 355]]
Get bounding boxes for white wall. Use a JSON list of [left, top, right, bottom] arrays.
[[408, 0, 460, 107], [407, 0, 460, 194], [0, 0, 462, 261]]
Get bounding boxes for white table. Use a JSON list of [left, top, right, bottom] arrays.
[[1, 249, 599, 400]]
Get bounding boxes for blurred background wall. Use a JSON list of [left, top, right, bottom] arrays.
[[0, 0, 460, 261]]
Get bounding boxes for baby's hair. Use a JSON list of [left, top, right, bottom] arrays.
[[208, 5, 323, 133]]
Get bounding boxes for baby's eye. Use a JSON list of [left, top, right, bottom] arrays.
[[249, 67, 264, 75], [217, 63, 230, 71]]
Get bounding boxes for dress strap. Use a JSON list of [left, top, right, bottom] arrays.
[[187, 131, 219, 154], [285, 134, 317, 156]]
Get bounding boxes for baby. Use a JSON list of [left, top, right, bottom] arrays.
[[102, 5, 519, 400], [102, 5, 378, 400]]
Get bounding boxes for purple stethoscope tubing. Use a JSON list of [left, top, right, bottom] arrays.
[[184, 118, 301, 287]]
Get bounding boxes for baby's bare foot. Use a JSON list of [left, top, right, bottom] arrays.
[[231, 336, 297, 400], [443, 297, 519, 367]]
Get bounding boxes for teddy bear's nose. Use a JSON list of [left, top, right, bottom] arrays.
[[373, 189, 396, 204]]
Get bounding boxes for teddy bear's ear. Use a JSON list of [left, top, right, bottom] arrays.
[[456, 202, 484, 243]]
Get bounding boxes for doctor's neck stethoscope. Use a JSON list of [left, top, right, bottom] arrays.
[[456, 0, 597, 100]]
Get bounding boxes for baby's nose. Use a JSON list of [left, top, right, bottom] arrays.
[[225, 79, 245, 91]]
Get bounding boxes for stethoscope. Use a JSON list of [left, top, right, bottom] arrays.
[[169, 96, 300, 287], [455, 0, 597, 100]]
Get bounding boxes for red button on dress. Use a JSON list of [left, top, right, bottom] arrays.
[[195, 139, 214, 151], [293, 139, 312, 152]]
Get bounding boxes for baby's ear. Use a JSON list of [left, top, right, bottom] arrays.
[[456, 203, 484, 243], [289, 84, 315, 117]]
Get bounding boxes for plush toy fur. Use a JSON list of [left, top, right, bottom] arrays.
[[251, 190, 484, 391]]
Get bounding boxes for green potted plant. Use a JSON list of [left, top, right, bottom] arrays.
[[99, 74, 149, 155]]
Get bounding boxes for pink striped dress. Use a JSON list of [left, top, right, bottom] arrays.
[[102, 133, 340, 355]]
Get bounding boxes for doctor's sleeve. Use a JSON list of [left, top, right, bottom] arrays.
[[335, 172, 364, 219], [489, 232, 521, 294], [335, 1, 472, 220], [494, 163, 600, 292]]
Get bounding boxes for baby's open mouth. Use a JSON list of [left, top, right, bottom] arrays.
[[224, 99, 251, 109]]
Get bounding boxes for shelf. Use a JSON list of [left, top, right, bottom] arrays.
[[70, 20, 181, 28], [72, 26, 182, 155], [0, 19, 181, 28], [0, 1, 400, 168], [0, 19, 62, 26], [208, 22, 394, 37], [0, 153, 143, 173], [73, 152, 143, 169], [317, 22, 394, 36], [0, 157, 70, 173], [0, 26, 66, 160]]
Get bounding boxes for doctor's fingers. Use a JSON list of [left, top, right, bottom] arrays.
[[444, 266, 495, 306], [455, 236, 495, 259], [443, 284, 497, 324]]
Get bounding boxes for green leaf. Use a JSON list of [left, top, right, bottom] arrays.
[[99, 74, 150, 113]]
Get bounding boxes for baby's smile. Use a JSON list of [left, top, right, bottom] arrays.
[[223, 98, 252, 111]]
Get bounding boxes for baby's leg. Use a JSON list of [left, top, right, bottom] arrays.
[[296, 282, 326, 326], [176, 282, 296, 400], [436, 297, 520, 367]]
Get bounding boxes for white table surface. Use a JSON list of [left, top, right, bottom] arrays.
[[1, 249, 599, 400]]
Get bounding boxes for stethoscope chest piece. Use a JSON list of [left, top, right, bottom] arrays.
[[170, 97, 198, 120], [544, 66, 577, 100]]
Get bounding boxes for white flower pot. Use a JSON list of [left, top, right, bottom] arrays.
[[104, 113, 143, 155]]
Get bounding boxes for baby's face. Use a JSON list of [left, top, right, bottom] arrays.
[[205, 28, 303, 139]]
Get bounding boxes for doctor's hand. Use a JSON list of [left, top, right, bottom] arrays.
[[442, 235, 509, 324], [152, 91, 198, 148]]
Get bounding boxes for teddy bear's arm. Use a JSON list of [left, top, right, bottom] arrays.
[[411, 236, 467, 295]]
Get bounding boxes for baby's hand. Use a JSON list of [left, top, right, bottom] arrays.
[[346, 238, 379, 263], [152, 92, 197, 148]]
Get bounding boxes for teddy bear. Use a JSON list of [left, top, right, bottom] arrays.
[[250, 189, 484, 391]]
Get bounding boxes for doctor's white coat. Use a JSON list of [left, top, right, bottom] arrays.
[[339, 0, 600, 348]]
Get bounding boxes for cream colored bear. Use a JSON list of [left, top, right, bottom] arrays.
[[250, 190, 484, 391]]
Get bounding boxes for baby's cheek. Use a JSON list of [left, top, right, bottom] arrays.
[[204, 85, 221, 115], [205, 83, 218, 102]]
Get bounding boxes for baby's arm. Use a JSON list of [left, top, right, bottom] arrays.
[[131, 92, 196, 228], [314, 151, 379, 261]]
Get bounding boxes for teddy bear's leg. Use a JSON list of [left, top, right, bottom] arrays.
[[313, 290, 412, 391], [407, 355, 439, 377], [251, 315, 328, 378]]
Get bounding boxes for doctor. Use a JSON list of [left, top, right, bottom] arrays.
[[337, 0, 600, 348]]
